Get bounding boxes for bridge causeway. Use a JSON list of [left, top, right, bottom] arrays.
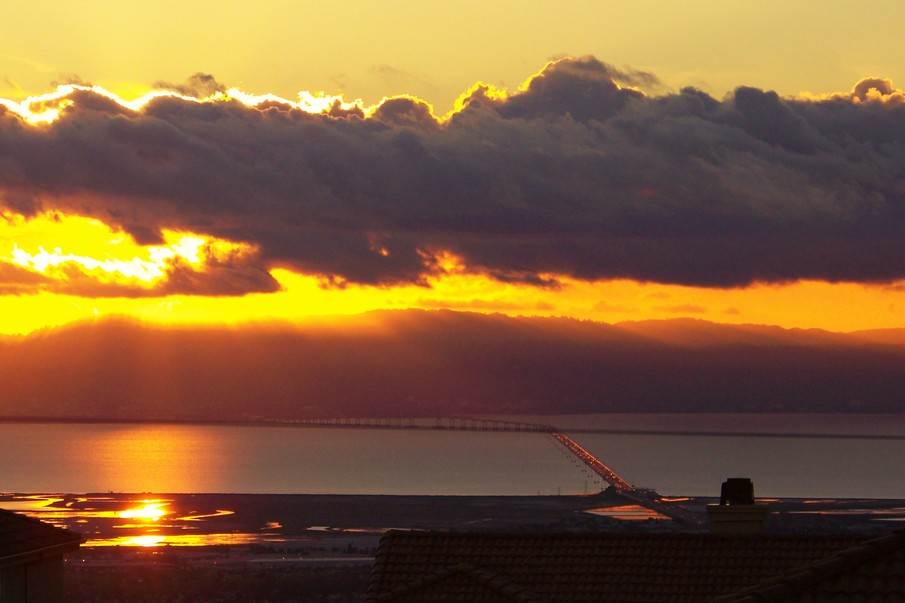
[[548, 430, 704, 526], [294, 416, 551, 432], [289, 416, 704, 526], [549, 431, 634, 492]]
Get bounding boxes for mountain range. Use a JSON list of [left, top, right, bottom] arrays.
[[1, 311, 902, 419]]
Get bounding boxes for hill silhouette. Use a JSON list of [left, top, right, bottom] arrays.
[[0, 311, 902, 419]]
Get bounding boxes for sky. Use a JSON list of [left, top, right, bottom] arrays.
[[2, 1, 905, 336]]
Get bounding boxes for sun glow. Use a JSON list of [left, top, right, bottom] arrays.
[[225, 87, 365, 114], [0, 60, 577, 127], [0, 211, 903, 335], [0, 214, 903, 335], [87, 533, 270, 547], [0, 85, 204, 124], [2, 211, 256, 289], [9, 236, 203, 283], [0, 82, 377, 126]]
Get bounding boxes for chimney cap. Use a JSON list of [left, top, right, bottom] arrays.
[[719, 477, 755, 506]]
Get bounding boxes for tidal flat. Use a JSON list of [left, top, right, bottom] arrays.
[[3, 492, 898, 602], [5, 490, 903, 550]]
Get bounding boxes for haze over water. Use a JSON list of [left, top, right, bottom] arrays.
[[2, 414, 902, 498]]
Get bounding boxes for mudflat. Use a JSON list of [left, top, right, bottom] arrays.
[[7, 490, 903, 549], [29, 491, 624, 546], [51, 491, 905, 603]]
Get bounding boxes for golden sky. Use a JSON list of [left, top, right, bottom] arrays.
[[2, 2, 905, 335], [1, 210, 902, 335], [2, 1, 903, 111]]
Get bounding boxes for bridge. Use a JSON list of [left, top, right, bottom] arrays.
[[549, 430, 704, 526], [289, 416, 705, 526], [294, 416, 552, 432], [548, 430, 634, 492]]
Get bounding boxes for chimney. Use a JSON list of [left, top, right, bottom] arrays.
[[706, 478, 769, 534]]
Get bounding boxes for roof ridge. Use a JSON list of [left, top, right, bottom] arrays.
[[710, 529, 905, 602], [0, 507, 78, 532]]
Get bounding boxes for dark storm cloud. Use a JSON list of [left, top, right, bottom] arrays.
[[457, 56, 645, 121], [371, 96, 439, 130], [157, 253, 280, 296], [2, 56, 905, 291]]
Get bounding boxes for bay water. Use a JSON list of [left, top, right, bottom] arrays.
[[0, 414, 902, 498]]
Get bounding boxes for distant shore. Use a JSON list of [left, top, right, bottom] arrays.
[[1, 415, 902, 440]]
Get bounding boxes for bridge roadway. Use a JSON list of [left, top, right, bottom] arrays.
[[294, 416, 552, 432], [292, 416, 705, 526], [548, 431, 704, 526]]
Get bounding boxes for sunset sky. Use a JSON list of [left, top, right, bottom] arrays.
[[2, 1, 905, 336]]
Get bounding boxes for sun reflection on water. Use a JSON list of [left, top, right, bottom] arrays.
[[0, 496, 64, 511], [120, 535, 166, 547], [87, 533, 279, 547], [119, 501, 168, 520], [67, 424, 230, 493], [2, 493, 246, 547], [585, 505, 670, 521]]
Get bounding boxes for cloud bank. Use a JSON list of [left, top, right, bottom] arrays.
[[2, 56, 905, 292]]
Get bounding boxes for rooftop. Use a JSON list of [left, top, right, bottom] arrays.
[[367, 530, 905, 602], [0, 507, 83, 568]]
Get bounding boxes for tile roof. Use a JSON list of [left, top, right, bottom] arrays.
[[0, 508, 82, 567], [714, 530, 905, 602], [367, 531, 905, 603]]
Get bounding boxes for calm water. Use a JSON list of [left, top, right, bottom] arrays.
[[0, 414, 902, 498]]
